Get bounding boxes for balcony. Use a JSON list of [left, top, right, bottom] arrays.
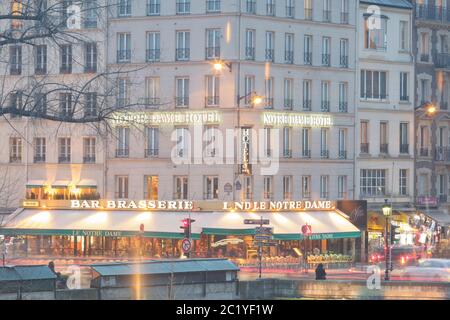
[[323, 10, 331, 22], [146, 49, 161, 62], [176, 2, 191, 15], [415, 4, 450, 24], [205, 96, 219, 107], [34, 155, 46, 163], [141, 98, 161, 108], [265, 49, 275, 62], [116, 149, 129, 158], [380, 143, 389, 154], [83, 156, 96, 164], [175, 97, 189, 107], [283, 149, 292, 158], [246, 1, 256, 14], [9, 156, 21, 163], [419, 147, 429, 157], [145, 149, 159, 157], [303, 100, 312, 111], [147, 3, 161, 15], [340, 55, 348, 68], [400, 144, 409, 154], [321, 101, 330, 112], [322, 54, 330, 67], [341, 12, 349, 24], [338, 150, 347, 160], [304, 52, 312, 65], [285, 51, 294, 64], [176, 48, 190, 61], [84, 64, 97, 73], [284, 99, 293, 110], [206, 0, 221, 13], [320, 150, 329, 159], [360, 143, 369, 154], [58, 156, 71, 163], [435, 53, 450, 69], [435, 146, 450, 161], [205, 46, 220, 60], [117, 50, 131, 63], [339, 102, 348, 113], [302, 150, 311, 159], [245, 47, 255, 60], [304, 8, 313, 20]]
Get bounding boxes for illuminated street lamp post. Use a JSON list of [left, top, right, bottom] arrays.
[[382, 199, 392, 281]]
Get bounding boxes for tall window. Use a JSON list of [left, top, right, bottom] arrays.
[[380, 121, 388, 154], [420, 32, 430, 61], [286, 0, 294, 18], [284, 78, 293, 110], [176, 77, 190, 107], [283, 176, 293, 200], [364, 16, 387, 50], [146, 77, 160, 106], [206, 29, 221, 59], [245, 29, 256, 60], [399, 21, 408, 51], [147, 0, 160, 16], [83, 137, 96, 163], [174, 176, 189, 199], [244, 76, 255, 106], [117, 33, 131, 63], [146, 127, 159, 157], [400, 72, 409, 101], [59, 93, 72, 117], [118, 0, 132, 16], [144, 176, 159, 200], [84, 0, 98, 28], [304, 35, 312, 65], [400, 122, 409, 154], [175, 128, 189, 157], [265, 31, 275, 62], [116, 176, 129, 199], [11, 0, 24, 30], [285, 33, 294, 64], [283, 127, 292, 158], [340, 38, 349, 68], [204, 176, 219, 200], [35, 45, 47, 74], [263, 176, 273, 200], [320, 128, 329, 158], [320, 175, 329, 199], [360, 70, 388, 100], [323, 0, 331, 22], [302, 176, 311, 198], [341, 0, 349, 24], [243, 176, 253, 200], [58, 138, 71, 163], [265, 77, 274, 108], [263, 127, 272, 156], [322, 37, 331, 66], [266, 0, 275, 16], [302, 128, 311, 158], [338, 176, 347, 199], [339, 82, 348, 112], [204, 126, 218, 157], [206, 0, 221, 12], [147, 32, 161, 62], [176, 31, 190, 61], [304, 0, 313, 20], [338, 129, 346, 159], [176, 0, 191, 15], [303, 80, 312, 110], [60, 44, 72, 74], [34, 138, 46, 163], [116, 127, 130, 157], [360, 121, 369, 153], [206, 75, 220, 106], [85, 92, 97, 118], [399, 169, 408, 196], [360, 169, 386, 196], [246, 0, 256, 14], [9, 137, 22, 163], [85, 42, 97, 72], [321, 81, 330, 112], [117, 78, 129, 107]]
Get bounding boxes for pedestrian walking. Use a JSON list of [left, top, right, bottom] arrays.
[[315, 263, 327, 280]]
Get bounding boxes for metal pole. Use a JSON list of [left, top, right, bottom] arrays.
[[258, 216, 263, 279], [385, 216, 390, 281]]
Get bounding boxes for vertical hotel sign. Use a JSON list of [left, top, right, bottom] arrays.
[[241, 127, 251, 175]]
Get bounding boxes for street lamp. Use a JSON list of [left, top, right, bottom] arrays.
[[212, 60, 232, 72], [237, 91, 263, 107], [382, 199, 392, 281]]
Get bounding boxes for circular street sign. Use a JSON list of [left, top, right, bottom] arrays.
[[302, 224, 312, 236], [224, 183, 233, 194], [181, 238, 192, 253]]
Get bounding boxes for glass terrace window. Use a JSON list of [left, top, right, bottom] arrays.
[[175, 176, 188, 200], [206, 75, 220, 106], [84, 92, 98, 118], [58, 138, 71, 163], [304, 0, 313, 20], [176, 77, 190, 107], [245, 29, 256, 60], [116, 127, 130, 158], [364, 15, 388, 50], [360, 169, 386, 197], [145, 77, 160, 107], [117, 33, 131, 63], [265, 31, 275, 62], [246, 0, 256, 14], [360, 70, 388, 100], [34, 138, 46, 163], [116, 176, 129, 199], [84, 0, 98, 28], [323, 0, 331, 22], [285, 33, 294, 64], [263, 176, 273, 200]]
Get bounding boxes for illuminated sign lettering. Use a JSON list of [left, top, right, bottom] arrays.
[[262, 112, 333, 127], [223, 201, 334, 211], [71, 200, 194, 210], [110, 111, 222, 126]]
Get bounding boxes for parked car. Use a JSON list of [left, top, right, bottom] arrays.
[[369, 245, 428, 267], [391, 259, 450, 282]]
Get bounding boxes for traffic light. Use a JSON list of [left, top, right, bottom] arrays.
[[391, 224, 400, 244], [180, 218, 195, 239]]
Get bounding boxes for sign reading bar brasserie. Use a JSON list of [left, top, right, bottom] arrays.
[[69, 200, 335, 211]]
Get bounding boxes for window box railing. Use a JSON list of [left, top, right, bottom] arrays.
[[341, 12, 349, 24], [323, 10, 331, 22], [420, 54, 430, 62], [266, 4, 276, 16], [117, 50, 131, 63], [322, 54, 331, 66], [9, 156, 21, 163], [339, 102, 348, 113], [419, 147, 429, 157], [176, 48, 190, 61], [415, 4, 450, 24], [84, 65, 97, 73], [284, 99, 293, 110], [58, 156, 71, 163], [245, 47, 255, 60], [116, 98, 130, 108], [435, 53, 450, 68], [83, 156, 96, 164], [205, 47, 220, 59], [34, 155, 46, 163], [145, 149, 159, 157], [286, 6, 294, 18], [435, 146, 450, 161], [264, 98, 274, 109], [320, 150, 329, 159], [84, 19, 97, 28], [59, 65, 72, 74], [10, 67, 21, 75], [303, 99, 312, 111], [400, 144, 409, 154], [246, 1, 256, 14], [304, 8, 313, 20], [265, 49, 275, 62], [176, 97, 189, 107], [146, 49, 161, 62], [205, 96, 220, 106], [35, 67, 47, 75], [302, 150, 311, 158], [204, 193, 219, 200], [304, 52, 312, 65], [360, 143, 369, 154], [340, 55, 348, 68], [116, 149, 129, 158], [321, 101, 330, 112], [283, 149, 292, 158], [400, 95, 409, 102], [380, 143, 389, 154], [263, 192, 273, 200], [338, 150, 347, 160], [285, 51, 294, 64], [320, 192, 329, 200]]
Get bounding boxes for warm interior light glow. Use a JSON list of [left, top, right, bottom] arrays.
[[253, 96, 263, 105], [213, 62, 224, 71], [427, 105, 437, 115]]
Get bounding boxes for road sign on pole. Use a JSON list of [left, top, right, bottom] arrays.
[[181, 238, 192, 254], [244, 219, 270, 225], [255, 227, 273, 235]]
